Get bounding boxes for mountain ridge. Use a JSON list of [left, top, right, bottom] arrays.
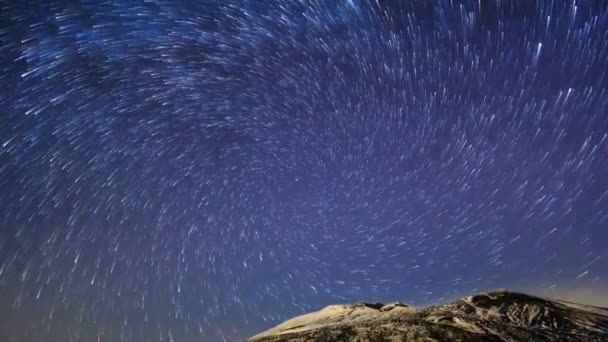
[[246, 290, 608, 341]]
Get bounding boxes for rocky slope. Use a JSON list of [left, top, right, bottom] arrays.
[[246, 290, 608, 341]]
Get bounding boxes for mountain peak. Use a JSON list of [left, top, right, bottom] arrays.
[[247, 290, 608, 341]]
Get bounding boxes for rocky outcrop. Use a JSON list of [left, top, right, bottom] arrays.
[[247, 290, 608, 341]]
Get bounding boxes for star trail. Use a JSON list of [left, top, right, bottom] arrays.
[[1, 1, 608, 341]]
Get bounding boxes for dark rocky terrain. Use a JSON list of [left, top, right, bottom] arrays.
[[246, 290, 608, 341]]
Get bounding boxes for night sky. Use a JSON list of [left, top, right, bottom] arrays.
[[1, 0, 608, 341]]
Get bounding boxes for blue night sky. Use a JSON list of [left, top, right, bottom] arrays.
[[1, 1, 607, 341]]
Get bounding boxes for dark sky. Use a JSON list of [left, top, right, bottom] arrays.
[[1, 0, 608, 341]]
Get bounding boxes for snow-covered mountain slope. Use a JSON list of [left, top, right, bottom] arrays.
[[247, 290, 608, 341]]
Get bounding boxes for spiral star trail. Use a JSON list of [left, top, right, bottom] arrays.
[[1, 1, 608, 341]]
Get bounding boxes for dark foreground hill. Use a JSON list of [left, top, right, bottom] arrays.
[[246, 290, 608, 341]]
